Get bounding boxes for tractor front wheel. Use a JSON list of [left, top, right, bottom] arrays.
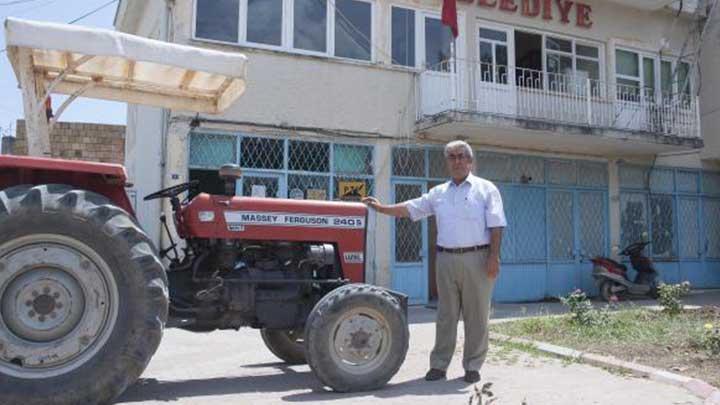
[[304, 284, 408, 392], [0, 185, 168, 405]]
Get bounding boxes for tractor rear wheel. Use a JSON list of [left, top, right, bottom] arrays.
[[260, 328, 306, 364], [304, 284, 408, 392], [0, 184, 168, 405]]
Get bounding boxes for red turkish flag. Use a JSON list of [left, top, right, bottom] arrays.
[[441, 0, 459, 38]]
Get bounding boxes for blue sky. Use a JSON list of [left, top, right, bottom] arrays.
[[0, 0, 126, 139]]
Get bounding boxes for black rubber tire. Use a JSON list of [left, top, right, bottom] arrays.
[[260, 328, 306, 365], [0, 184, 168, 405], [599, 280, 616, 302], [304, 284, 408, 392]]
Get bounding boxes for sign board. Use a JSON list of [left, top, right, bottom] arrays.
[[461, 0, 593, 28], [306, 188, 327, 201], [338, 181, 366, 201], [251, 185, 267, 198]]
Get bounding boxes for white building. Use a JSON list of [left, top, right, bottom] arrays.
[[115, 0, 720, 303]]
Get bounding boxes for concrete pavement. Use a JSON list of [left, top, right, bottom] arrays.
[[115, 299, 714, 405]]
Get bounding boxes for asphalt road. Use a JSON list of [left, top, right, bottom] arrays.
[[115, 305, 703, 405]]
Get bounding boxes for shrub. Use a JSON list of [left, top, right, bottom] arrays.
[[702, 323, 720, 356], [657, 282, 691, 315], [560, 290, 613, 327]]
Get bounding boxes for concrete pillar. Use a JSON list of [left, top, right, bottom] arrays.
[[369, 139, 393, 288], [159, 116, 191, 252], [608, 159, 621, 259]]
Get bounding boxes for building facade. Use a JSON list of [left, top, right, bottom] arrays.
[[115, 0, 720, 303]]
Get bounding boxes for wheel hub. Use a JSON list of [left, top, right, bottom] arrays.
[[331, 309, 390, 374], [0, 235, 118, 379]]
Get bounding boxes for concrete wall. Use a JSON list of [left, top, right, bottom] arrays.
[[699, 4, 720, 163], [12, 120, 125, 164]]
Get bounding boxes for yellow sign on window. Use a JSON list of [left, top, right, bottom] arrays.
[[338, 181, 366, 201]]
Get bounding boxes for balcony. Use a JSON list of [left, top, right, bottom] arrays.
[[416, 60, 703, 156]]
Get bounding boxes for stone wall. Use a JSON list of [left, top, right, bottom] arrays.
[[13, 120, 126, 164]]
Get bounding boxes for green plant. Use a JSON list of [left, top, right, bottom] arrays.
[[701, 323, 720, 356], [657, 282, 691, 315], [468, 382, 497, 405], [560, 290, 595, 326]]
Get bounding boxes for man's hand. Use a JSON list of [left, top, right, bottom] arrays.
[[362, 196, 382, 210], [486, 255, 500, 279]]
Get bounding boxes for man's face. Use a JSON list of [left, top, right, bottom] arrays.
[[445, 147, 473, 180]]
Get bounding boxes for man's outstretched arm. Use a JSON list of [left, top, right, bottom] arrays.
[[362, 197, 411, 218]]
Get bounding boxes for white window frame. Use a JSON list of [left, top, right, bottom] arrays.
[[418, 10, 466, 71], [476, 21, 513, 85], [388, 5, 419, 68], [614, 46, 693, 105], [191, 0, 377, 63]]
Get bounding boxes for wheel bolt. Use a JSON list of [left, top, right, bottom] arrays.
[[38, 316, 46, 322], [32, 291, 39, 297], [56, 303, 63, 309], [25, 300, 32, 307], [28, 311, 35, 318], [80, 261, 90, 270], [50, 313, 57, 319], [43, 287, 50, 294], [53, 292, 60, 299]]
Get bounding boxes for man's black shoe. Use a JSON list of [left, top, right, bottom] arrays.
[[464, 370, 480, 383], [424, 368, 446, 381]]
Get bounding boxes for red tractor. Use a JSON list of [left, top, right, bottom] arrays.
[[0, 18, 409, 405]]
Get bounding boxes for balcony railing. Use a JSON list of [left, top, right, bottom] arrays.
[[419, 59, 700, 138]]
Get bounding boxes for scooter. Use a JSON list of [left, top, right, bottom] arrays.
[[591, 241, 659, 302]]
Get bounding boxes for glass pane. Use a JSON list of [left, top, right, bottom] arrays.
[[335, 0, 372, 61], [616, 49, 639, 77], [425, 17, 452, 71], [289, 141, 330, 172], [579, 192, 606, 258], [392, 148, 425, 177], [577, 59, 599, 80], [190, 133, 237, 168], [196, 0, 239, 43], [576, 44, 599, 58], [678, 61, 691, 97], [651, 195, 676, 258], [247, 0, 283, 46], [391, 7, 415, 67], [546, 36, 572, 53], [643, 57, 655, 94], [240, 137, 284, 169], [480, 42, 493, 82], [334, 144, 373, 174], [661, 61, 673, 101], [243, 176, 280, 198], [620, 193, 648, 249], [496, 45, 508, 84], [395, 184, 423, 262], [549, 191, 574, 260], [479, 28, 506, 42], [294, 0, 327, 52], [547, 53, 572, 92]]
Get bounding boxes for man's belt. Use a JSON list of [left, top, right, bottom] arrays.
[[437, 245, 489, 254]]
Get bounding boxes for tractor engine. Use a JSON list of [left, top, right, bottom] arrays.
[[168, 240, 339, 332]]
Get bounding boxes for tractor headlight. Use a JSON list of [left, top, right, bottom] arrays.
[[198, 211, 215, 222]]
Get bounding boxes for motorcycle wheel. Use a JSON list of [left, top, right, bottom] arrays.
[[599, 281, 619, 302]]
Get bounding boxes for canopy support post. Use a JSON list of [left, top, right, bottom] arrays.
[[12, 46, 51, 157]]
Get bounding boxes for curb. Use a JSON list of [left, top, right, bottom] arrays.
[[490, 332, 720, 404]]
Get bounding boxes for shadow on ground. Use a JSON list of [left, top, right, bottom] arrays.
[[118, 364, 472, 403]]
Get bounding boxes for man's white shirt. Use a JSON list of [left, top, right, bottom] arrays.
[[405, 174, 507, 249]]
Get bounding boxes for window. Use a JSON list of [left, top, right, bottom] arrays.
[[651, 195, 676, 258], [661, 60, 673, 103], [615, 49, 642, 102], [194, 0, 375, 62], [289, 140, 330, 172], [334, 0, 372, 61], [195, 0, 240, 43], [479, 27, 508, 84], [678, 61, 692, 104], [424, 16, 452, 71], [615, 49, 692, 105], [391, 6, 415, 67], [294, 0, 327, 52], [247, 0, 283, 46]]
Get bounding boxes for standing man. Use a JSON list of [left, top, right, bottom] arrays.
[[362, 140, 506, 383]]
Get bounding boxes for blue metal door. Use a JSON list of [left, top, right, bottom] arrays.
[[391, 181, 428, 304], [547, 189, 578, 297], [577, 190, 608, 293], [701, 198, 720, 287]]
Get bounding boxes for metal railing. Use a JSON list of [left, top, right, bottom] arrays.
[[418, 59, 700, 138]]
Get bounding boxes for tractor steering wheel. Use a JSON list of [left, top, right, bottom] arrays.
[[619, 241, 650, 256], [144, 180, 199, 201]]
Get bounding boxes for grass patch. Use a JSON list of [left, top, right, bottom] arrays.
[[490, 307, 720, 387]]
